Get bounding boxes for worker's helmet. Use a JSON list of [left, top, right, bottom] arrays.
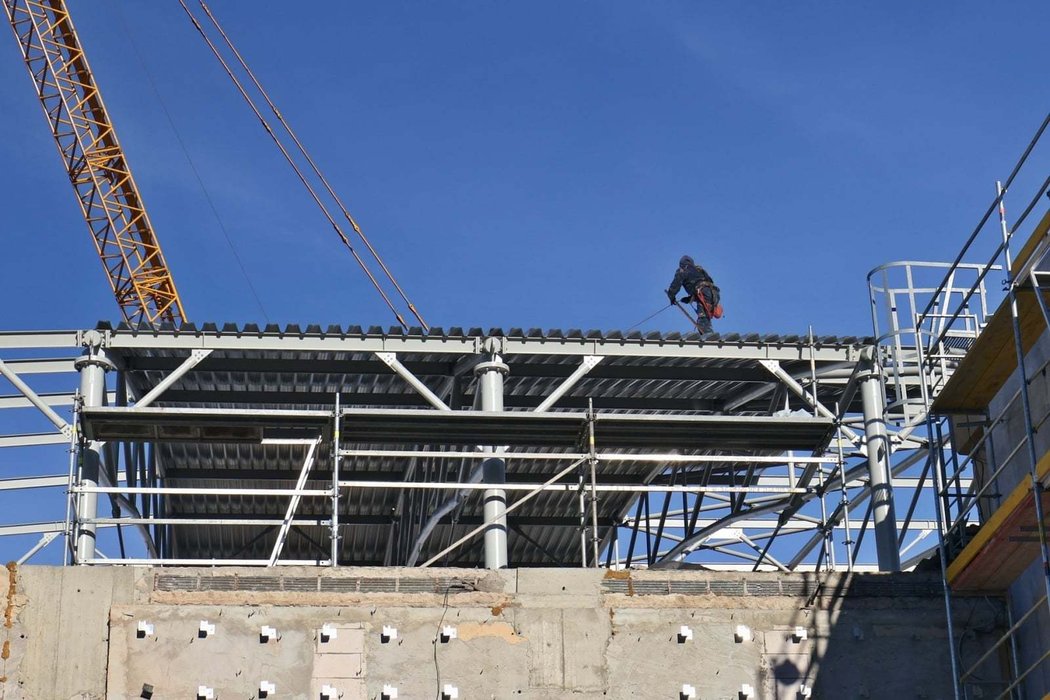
[[679, 255, 694, 268]]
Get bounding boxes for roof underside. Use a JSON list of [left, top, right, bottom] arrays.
[[92, 322, 868, 567]]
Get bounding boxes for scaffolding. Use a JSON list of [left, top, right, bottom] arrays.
[[883, 112, 1050, 699], [0, 320, 950, 574]]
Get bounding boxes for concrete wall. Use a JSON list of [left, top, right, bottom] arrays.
[[1, 565, 1004, 700]]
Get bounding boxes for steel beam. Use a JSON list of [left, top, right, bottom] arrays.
[[0, 474, 67, 490], [86, 517, 326, 526], [723, 361, 856, 413], [338, 480, 809, 495], [0, 520, 85, 536], [0, 330, 80, 349], [0, 358, 75, 375], [0, 432, 68, 448], [16, 531, 60, 564], [99, 328, 862, 363], [338, 448, 836, 464], [0, 391, 114, 410], [620, 517, 940, 531], [76, 486, 331, 497]]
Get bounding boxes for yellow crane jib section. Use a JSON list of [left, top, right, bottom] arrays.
[[3, 0, 187, 326]]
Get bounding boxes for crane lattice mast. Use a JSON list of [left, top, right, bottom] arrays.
[[3, 0, 187, 326]]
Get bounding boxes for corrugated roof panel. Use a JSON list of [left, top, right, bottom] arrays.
[[95, 322, 867, 566]]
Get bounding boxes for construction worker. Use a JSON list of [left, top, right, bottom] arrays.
[[666, 255, 720, 333]]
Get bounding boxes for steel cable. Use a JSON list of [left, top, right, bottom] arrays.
[[194, 0, 428, 331], [175, 0, 414, 331], [110, 0, 269, 321], [626, 303, 672, 331]]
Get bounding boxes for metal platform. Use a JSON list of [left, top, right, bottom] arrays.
[[0, 322, 930, 572], [82, 406, 833, 451]]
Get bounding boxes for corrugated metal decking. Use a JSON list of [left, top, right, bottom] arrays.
[[77, 322, 870, 567]]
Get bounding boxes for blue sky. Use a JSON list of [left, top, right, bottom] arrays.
[[0, 2, 1047, 564], [1, 1, 1047, 335]]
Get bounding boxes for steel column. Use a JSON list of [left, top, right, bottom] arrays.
[[859, 347, 901, 571], [476, 357, 509, 569], [74, 341, 113, 563], [332, 393, 341, 566]]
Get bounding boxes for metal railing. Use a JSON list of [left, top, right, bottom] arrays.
[[889, 110, 1050, 700]]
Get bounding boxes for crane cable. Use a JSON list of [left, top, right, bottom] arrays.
[[110, 0, 269, 322], [175, 0, 423, 332], [193, 0, 428, 332]]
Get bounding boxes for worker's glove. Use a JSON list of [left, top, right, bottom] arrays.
[[666, 289, 676, 304], [680, 296, 692, 303]]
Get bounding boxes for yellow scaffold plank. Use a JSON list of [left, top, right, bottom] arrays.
[[933, 208, 1050, 414], [947, 451, 1050, 593], [1010, 208, 1050, 277], [933, 289, 1050, 412]]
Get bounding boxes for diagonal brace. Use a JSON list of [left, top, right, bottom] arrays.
[[269, 437, 321, 565], [136, 349, 212, 408], [17, 531, 61, 565], [376, 352, 451, 411], [0, 357, 72, 438], [533, 355, 602, 413], [758, 359, 861, 444], [420, 457, 588, 567]]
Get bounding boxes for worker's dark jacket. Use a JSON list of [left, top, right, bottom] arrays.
[[668, 263, 713, 300]]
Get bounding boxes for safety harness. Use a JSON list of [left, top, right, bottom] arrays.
[[693, 281, 724, 320]]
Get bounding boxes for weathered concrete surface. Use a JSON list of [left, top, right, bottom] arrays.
[[1, 564, 148, 700], [1, 563, 26, 695], [0, 566, 1007, 699]]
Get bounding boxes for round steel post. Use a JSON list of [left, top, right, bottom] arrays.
[[476, 357, 509, 569], [859, 347, 902, 571], [74, 338, 112, 563]]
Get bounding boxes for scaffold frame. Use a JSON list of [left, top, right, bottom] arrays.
[[0, 321, 956, 576], [883, 111, 1050, 700]]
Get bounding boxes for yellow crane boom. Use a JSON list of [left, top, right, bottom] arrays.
[[4, 0, 186, 326]]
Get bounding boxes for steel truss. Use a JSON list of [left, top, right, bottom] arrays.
[[2, 0, 186, 325], [0, 323, 946, 573]]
